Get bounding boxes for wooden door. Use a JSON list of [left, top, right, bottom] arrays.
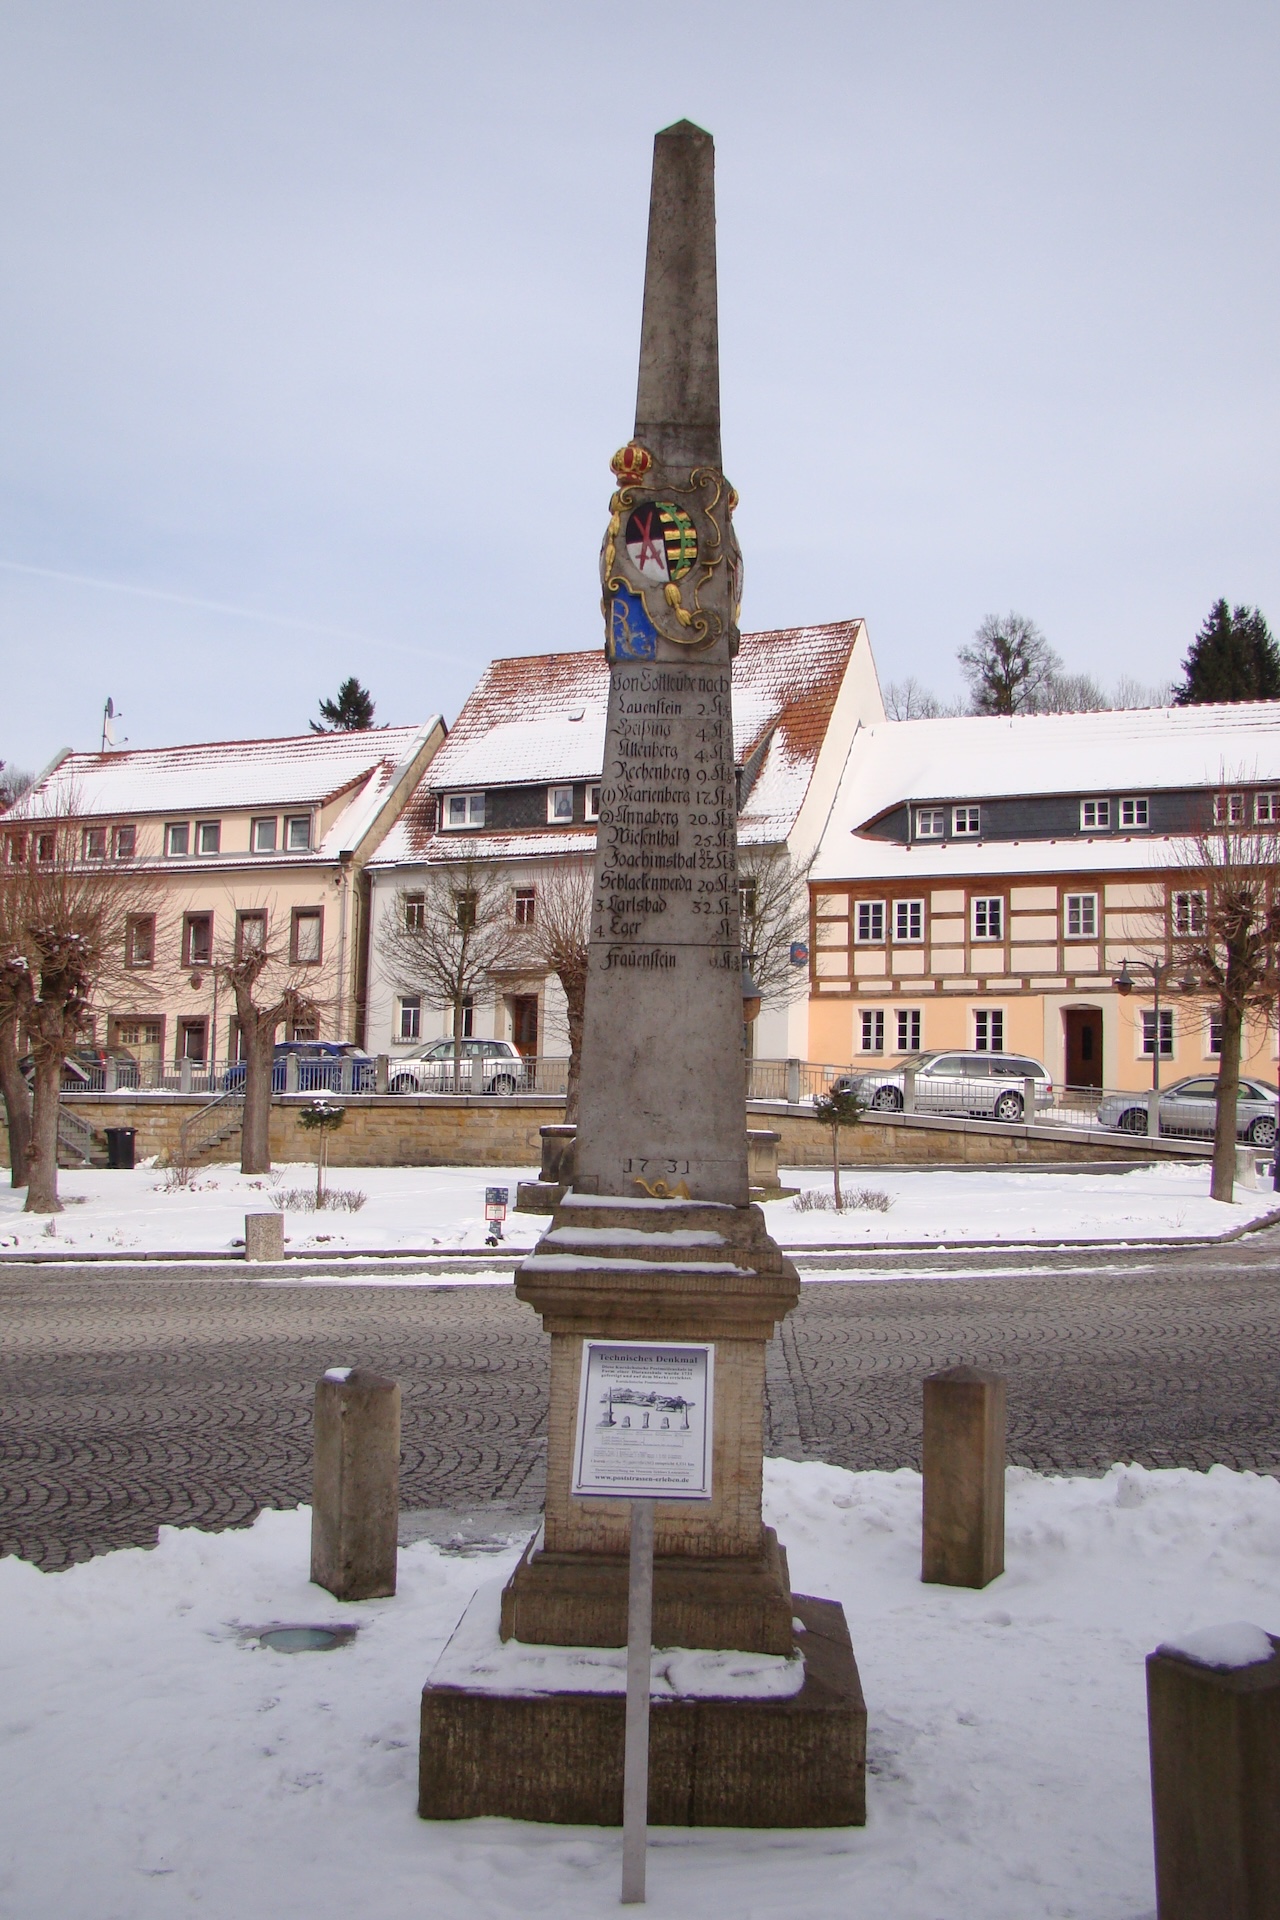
[[510, 995, 539, 1058], [1063, 1008, 1103, 1089]]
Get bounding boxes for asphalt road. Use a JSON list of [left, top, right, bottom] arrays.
[[3, 1231, 1280, 1570]]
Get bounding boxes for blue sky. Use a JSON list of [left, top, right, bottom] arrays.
[[2, 1, 1277, 771]]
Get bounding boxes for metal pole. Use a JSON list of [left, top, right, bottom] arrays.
[[621, 1498, 655, 1904]]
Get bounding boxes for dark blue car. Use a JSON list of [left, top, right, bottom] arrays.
[[222, 1041, 375, 1094]]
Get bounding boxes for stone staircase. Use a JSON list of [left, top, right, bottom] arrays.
[[178, 1089, 245, 1165]]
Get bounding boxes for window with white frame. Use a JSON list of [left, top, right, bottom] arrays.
[[971, 896, 1003, 940], [1173, 889, 1206, 935], [251, 817, 277, 853], [81, 825, 107, 860], [974, 1009, 1004, 1051], [547, 785, 574, 824], [1255, 792, 1279, 825], [1214, 792, 1245, 826], [285, 815, 312, 849], [196, 820, 221, 855], [860, 1008, 885, 1053], [585, 784, 601, 821], [113, 824, 135, 859], [514, 886, 536, 925], [404, 893, 425, 930], [953, 806, 980, 837], [894, 898, 924, 943], [444, 792, 485, 830], [897, 1008, 921, 1052], [916, 808, 945, 839], [1120, 797, 1149, 828], [1208, 1011, 1222, 1056], [1080, 798, 1110, 831], [1141, 1009, 1174, 1057], [855, 900, 886, 943], [398, 995, 421, 1042], [1064, 893, 1097, 938], [165, 822, 190, 857]]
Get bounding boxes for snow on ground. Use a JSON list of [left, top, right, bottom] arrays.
[[0, 1158, 1274, 1256], [4, 1458, 1279, 1918]]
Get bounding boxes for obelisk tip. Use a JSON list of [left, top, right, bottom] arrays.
[[656, 118, 713, 140], [634, 120, 721, 471]]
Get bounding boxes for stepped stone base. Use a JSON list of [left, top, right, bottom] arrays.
[[420, 1593, 866, 1828], [501, 1524, 795, 1653]]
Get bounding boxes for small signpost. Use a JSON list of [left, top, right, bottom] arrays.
[[571, 1339, 714, 1904], [484, 1186, 509, 1247]]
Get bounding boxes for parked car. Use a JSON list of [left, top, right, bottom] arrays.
[[835, 1050, 1055, 1124], [19, 1045, 139, 1091], [222, 1041, 375, 1094], [1097, 1075, 1278, 1146], [388, 1038, 528, 1095]]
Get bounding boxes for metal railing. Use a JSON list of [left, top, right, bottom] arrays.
[[179, 1088, 245, 1164]]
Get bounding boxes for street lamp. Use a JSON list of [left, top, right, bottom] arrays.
[[1111, 955, 1184, 1093]]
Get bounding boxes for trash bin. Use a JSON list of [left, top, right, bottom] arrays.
[[104, 1128, 136, 1170]]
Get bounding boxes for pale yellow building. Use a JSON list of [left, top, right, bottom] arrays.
[[4, 722, 444, 1080], [808, 703, 1280, 1090]]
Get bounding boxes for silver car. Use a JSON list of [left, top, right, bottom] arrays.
[[389, 1038, 528, 1095], [1097, 1075, 1278, 1145], [836, 1050, 1055, 1124]]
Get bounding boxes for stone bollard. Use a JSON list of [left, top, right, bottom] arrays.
[[921, 1366, 1006, 1588], [375, 1054, 390, 1095], [1147, 1623, 1280, 1919], [244, 1212, 284, 1262], [311, 1366, 400, 1601], [1235, 1146, 1260, 1193]]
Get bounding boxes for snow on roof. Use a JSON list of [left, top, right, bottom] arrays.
[[375, 623, 861, 865], [6, 724, 442, 822], [818, 832, 1223, 886], [813, 701, 1280, 882]]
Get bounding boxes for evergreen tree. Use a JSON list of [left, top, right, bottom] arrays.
[[1173, 601, 1280, 706], [311, 677, 376, 732]]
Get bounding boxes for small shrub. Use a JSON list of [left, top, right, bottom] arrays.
[[161, 1164, 197, 1193], [791, 1186, 892, 1215], [270, 1187, 367, 1214]]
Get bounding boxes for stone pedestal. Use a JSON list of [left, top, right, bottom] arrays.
[[1147, 1632, 1280, 1919], [516, 1124, 577, 1214], [421, 1593, 866, 1827], [244, 1211, 284, 1261], [311, 1366, 400, 1601], [921, 1365, 1006, 1589], [500, 1192, 799, 1653]]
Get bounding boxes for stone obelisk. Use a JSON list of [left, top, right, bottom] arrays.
[[419, 123, 865, 1831], [501, 121, 797, 1656], [573, 118, 748, 1207]]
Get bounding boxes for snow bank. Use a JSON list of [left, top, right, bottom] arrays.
[[0, 1158, 1272, 1261], [4, 1458, 1280, 1916]]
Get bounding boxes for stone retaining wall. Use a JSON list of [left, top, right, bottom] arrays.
[[0, 1092, 1206, 1172]]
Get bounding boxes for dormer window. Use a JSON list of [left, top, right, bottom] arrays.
[[1214, 792, 1245, 826], [916, 808, 945, 839], [1119, 797, 1148, 828], [285, 815, 312, 850], [952, 807, 980, 837], [547, 785, 575, 824], [1080, 798, 1110, 831], [196, 821, 221, 855], [585, 784, 601, 822], [252, 817, 278, 853], [444, 793, 485, 830]]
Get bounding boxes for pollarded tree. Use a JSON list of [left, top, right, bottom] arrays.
[[217, 919, 318, 1174], [379, 859, 524, 1094], [737, 845, 817, 1018], [1, 813, 156, 1212], [0, 868, 33, 1186], [518, 858, 593, 1122], [958, 612, 1062, 716], [1167, 813, 1280, 1203], [1173, 601, 1280, 706]]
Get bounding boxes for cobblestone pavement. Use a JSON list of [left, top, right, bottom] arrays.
[[4, 1229, 1280, 1569]]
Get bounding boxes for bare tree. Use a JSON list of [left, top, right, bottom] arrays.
[[1113, 673, 1174, 710], [518, 858, 592, 1121], [738, 845, 816, 1014], [0, 893, 33, 1187], [958, 612, 1062, 716], [0, 812, 155, 1212], [217, 917, 317, 1174], [1035, 670, 1108, 713], [1166, 814, 1280, 1203], [379, 859, 523, 1093], [883, 676, 947, 721]]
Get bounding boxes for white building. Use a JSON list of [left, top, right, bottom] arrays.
[[365, 621, 883, 1065]]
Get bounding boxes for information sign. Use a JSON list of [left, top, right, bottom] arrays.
[[571, 1340, 714, 1501], [484, 1186, 509, 1221]]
